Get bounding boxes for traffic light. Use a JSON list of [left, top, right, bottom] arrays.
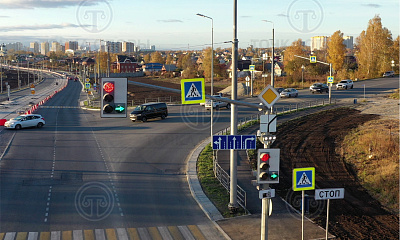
[[100, 78, 128, 118], [257, 149, 280, 184]]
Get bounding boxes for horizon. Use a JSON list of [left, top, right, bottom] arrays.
[[0, 0, 398, 51]]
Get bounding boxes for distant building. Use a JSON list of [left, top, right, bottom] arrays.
[[65, 41, 78, 52], [343, 36, 354, 49], [122, 42, 135, 53], [30, 42, 39, 53], [51, 41, 63, 52], [105, 41, 122, 53], [113, 55, 138, 73], [143, 63, 163, 72], [41, 42, 50, 55], [311, 36, 329, 51], [6, 42, 24, 51]]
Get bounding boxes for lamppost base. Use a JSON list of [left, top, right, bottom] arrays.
[[228, 203, 239, 213]]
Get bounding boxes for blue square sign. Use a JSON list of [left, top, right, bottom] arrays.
[[293, 167, 315, 191], [181, 78, 205, 104]]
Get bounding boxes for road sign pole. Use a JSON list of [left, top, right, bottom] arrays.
[[325, 198, 330, 240], [261, 196, 269, 240], [329, 63, 332, 104], [302, 190, 305, 240]]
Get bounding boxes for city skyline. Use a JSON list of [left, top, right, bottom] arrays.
[[0, 0, 398, 50]]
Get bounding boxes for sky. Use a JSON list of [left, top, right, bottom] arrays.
[[0, 0, 398, 50]]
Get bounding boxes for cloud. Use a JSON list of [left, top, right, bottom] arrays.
[[240, 16, 251, 18], [0, 16, 10, 18], [277, 13, 288, 18], [361, 3, 381, 8], [157, 19, 183, 23], [0, 23, 91, 32], [0, 0, 106, 9]]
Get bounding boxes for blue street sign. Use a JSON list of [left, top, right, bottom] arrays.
[[181, 78, 205, 104], [213, 135, 256, 150], [293, 167, 315, 191]]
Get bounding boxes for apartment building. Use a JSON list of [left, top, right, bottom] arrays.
[[41, 42, 50, 55], [105, 41, 122, 53], [122, 41, 135, 53], [65, 41, 79, 51], [30, 42, 39, 53]]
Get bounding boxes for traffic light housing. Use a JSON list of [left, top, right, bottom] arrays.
[[100, 78, 127, 118], [257, 149, 280, 184]]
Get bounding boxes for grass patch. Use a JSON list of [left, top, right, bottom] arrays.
[[341, 118, 399, 213], [388, 89, 399, 100], [197, 144, 247, 217]]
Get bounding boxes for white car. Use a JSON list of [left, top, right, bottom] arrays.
[[204, 96, 230, 110], [4, 114, 45, 130], [383, 71, 395, 77], [336, 79, 354, 90], [280, 88, 298, 98]]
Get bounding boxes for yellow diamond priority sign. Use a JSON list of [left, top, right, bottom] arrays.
[[258, 85, 280, 108]]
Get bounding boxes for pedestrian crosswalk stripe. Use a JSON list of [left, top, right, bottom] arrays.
[[127, 228, 140, 240], [116, 228, 128, 240], [83, 230, 94, 240], [167, 226, 184, 240], [0, 225, 221, 240], [16, 232, 27, 240], [157, 226, 173, 240], [94, 229, 105, 240], [105, 229, 117, 240], [39, 232, 49, 240], [188, 225, 206, 240], [4, 232, 15, 240], [61, 231, 71, 240]]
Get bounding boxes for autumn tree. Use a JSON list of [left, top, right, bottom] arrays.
[[283, 39, 306, 76], [201, 47, 221, 80], [327, 30, 346, 71], [143, 53, 150, 63], [165, 53, 174, 65], [150, 51, 164, 64], [356, 15, 394, 78]]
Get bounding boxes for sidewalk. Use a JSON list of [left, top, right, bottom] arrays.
[[187, 104, 348, 240]]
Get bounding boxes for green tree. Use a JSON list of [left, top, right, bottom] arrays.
[[327, 30, 346, 72], [150, 51, 164, 64], [356, 15, 394, 78]]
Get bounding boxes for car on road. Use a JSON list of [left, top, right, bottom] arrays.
[[204, 96, 230, 110], [383, 71, 395, 77], [275, 87, 285, 93], [200, 94, 222, 106], [4, 114, 45, 130], [130, 102, 168, 122], [280, 88, 298, 98], [309, 83, 329, 93], [336, 79, 353, 90]]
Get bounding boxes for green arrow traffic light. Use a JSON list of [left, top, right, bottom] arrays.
[[115, 105, 125, 113], [270, 172, 278, 180]]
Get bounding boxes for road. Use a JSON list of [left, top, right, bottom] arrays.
[[0, 75, 397, 237]]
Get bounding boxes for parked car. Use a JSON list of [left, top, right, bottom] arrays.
[[4, 114, 45, 130], [130, 102, 168, 122], [383, 71, 395, 77], [204, 96, 230, 110], [336, 79, 353, 90], [309, 83, 329, 93], [200, 93, 222, 106], [280, 88, 298, 98]]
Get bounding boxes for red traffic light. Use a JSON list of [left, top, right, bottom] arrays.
[[260, 153, 270, 162], [103, 82, 115, 93]]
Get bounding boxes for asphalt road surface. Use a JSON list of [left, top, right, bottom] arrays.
[[0, 76, 397, 234]]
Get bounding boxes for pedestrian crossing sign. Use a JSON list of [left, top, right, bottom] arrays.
[[181, 78, 205, 104], [293, 167, 315, 191]]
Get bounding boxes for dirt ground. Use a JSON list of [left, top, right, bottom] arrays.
[[273, 107, 399, 239]]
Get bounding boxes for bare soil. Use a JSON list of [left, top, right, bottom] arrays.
[[273, 107, 399, 239]]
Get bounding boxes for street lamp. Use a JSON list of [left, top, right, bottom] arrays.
[[262, 20, 274, 88], [301, 65, 305, 88], [197, 13, 214, 142], [391, 60, 395, 72]]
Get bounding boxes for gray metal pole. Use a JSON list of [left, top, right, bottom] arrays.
[[261, 197, 269, 240], [211, 18, 214, 140], [326, 199, 330, 240], [229, 0, 239, 212], [271, 27, 275, 88], [302, 190, 305, 240], [329, 63, 332, 104]]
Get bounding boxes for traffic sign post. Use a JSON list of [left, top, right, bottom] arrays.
[[293, 167, 315, 240], [310, 56, 317, 63], [315, 188, 345, 240], [327, 76, 334, 84], [181, 78, 205, 104]]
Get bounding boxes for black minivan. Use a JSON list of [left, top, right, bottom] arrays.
[[130, 102, 168, 122]]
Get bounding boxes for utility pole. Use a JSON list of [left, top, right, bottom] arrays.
[[228, 0, 239, 213]]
